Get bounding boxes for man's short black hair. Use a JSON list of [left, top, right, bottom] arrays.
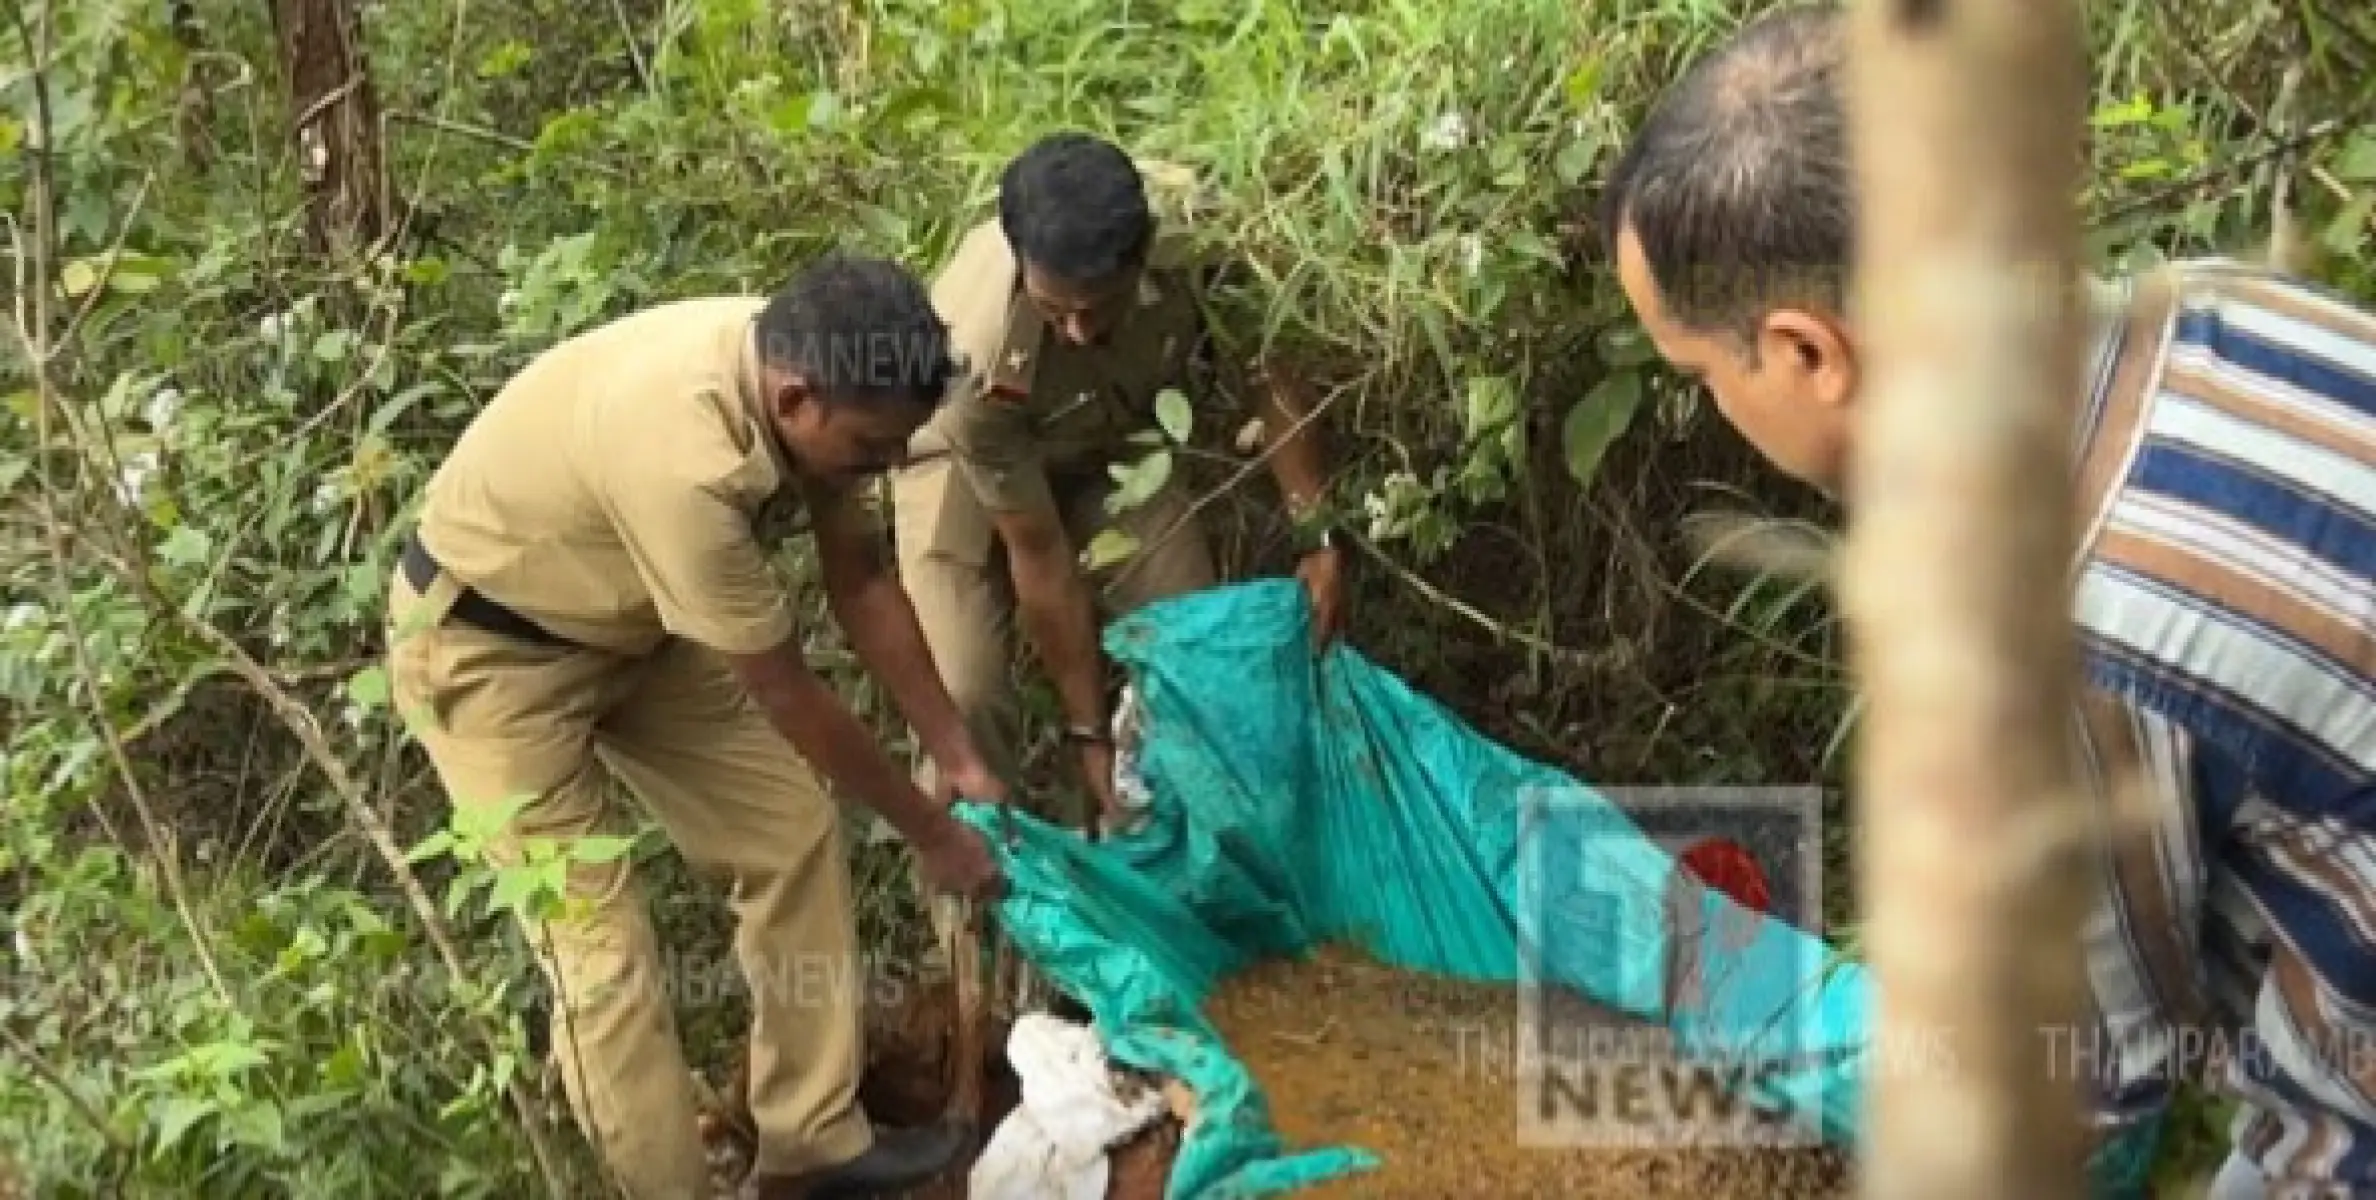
[[755, 252, 955, 407], [998, 131, 1154, 283], [1599, 5, 1853, 344]]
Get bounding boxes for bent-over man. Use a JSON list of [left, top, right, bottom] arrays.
[[891, 131, 1346, 829], [1601, 8, 2376, 1196], [385, 254, 1009, 1200]]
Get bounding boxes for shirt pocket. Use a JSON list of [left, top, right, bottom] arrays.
[[1031, 375, 1130, 467]]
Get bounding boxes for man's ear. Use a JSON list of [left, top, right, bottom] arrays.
[[1758, 308, 1858, 410], [768, 373, 815, 421]]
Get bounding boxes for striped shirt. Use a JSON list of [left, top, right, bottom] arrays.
[[2069, 259, 2376, 1193]]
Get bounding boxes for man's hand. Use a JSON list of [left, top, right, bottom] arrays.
[[1076, 737, 1122, 825], [934, 757, 1012, 808], [912, 814, 1005, 902], [1296, 544, 1347, 650]]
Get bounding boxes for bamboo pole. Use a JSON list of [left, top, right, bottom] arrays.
[[1839, 0, 2095, 1196]]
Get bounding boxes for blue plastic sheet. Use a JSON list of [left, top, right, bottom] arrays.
[[947, 578, 2157, 1197]]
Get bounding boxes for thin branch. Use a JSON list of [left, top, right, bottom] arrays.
[[2099, 118, 2350, 225], [0, 1022, 131, 1153], [384, 109, 630, 177], [9, 1, 235, 1012], [9, 0, 573, 1188], [82, 534, 574, 1196]]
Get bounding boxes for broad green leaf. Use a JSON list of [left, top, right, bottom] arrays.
[[1598, 325, 1658, 367], [2334, 135, 2376, 183], [156, 526, 212, 567], [1155, 388, 1193, 442], [153, 1097, 214, 1151], [1554, 137, 1600, 185], [568, 834, 638, 864], [221, 1101, 286, 1152], [345, 666, 390, 711], [1109, 450, 1173, 510], [1563, 371, 1645, 485], [488, 866, 541, 918], [60, 259, 99, 297], [1083, 528, 1139, 570], [1563, 58, 1605, 109], [476, 40, 533, 79], [2090, 95, 2154, 127], [1463, 375, 1517, 436], [320, 1047, 368, 1093], [2323, 194, 2375, 259]]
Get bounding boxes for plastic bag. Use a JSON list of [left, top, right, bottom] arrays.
[[968, 1014, 1170, 1200], [947, 579, 2154, 1197]]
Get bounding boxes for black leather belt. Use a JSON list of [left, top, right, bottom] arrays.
[[400, 536, 577, 649]]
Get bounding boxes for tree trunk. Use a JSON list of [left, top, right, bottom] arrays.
[[1839, 0, 2094, 1196], [270, 0, 387, 259]]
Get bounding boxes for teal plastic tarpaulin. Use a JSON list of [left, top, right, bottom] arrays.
[[946, 578, 2158, 1197]]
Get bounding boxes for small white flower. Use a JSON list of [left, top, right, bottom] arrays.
[[1422, 111, 1468, 151], [145, 387, 181, 431], [498, 289, 520, 313], [311, 481, 342, 514], [3, 602, 40, 631], [116, 449, 158, 505], [1458, 234, 1483, 275]]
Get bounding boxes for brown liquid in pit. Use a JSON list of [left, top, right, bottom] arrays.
[[1199, 944, 1854, 1198]]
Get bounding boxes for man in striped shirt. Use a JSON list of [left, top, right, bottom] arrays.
[[1599, 7, 2376, 1196]]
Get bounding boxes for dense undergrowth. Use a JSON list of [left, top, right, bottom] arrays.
[[3, 0, 2372, 1193]]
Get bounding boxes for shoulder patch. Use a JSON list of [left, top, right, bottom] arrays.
[[988, 293, 1044, 402]]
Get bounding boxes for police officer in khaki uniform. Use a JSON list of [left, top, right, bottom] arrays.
[[385, 254, 1008, 1200], [892, 132, 1346, 829]]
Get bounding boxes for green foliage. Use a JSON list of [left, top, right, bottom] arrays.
[[2, 0, 2370, 1193]]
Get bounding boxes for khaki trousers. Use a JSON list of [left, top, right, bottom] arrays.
[[889, 457, 1215, 1011], [386, 570, 873, 1199], [888, 455, 1217, 821]]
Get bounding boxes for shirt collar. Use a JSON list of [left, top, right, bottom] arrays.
[[733, 312, 797, 487]]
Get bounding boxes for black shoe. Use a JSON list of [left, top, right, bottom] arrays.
[[743, 1121, 970, 1200]]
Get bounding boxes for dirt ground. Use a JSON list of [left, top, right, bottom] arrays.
[[703, 944, 1852, 1198], [1199, 944, 1853, 1198]]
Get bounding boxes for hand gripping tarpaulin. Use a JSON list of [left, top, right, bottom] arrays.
[[945, 579, 2163, 1197]]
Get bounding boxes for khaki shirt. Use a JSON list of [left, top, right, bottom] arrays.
[[914, 218, 1212, 518], [412, 297, 806, 658]]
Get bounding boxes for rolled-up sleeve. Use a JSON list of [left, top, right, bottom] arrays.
[[594, 398, 795, 657]]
